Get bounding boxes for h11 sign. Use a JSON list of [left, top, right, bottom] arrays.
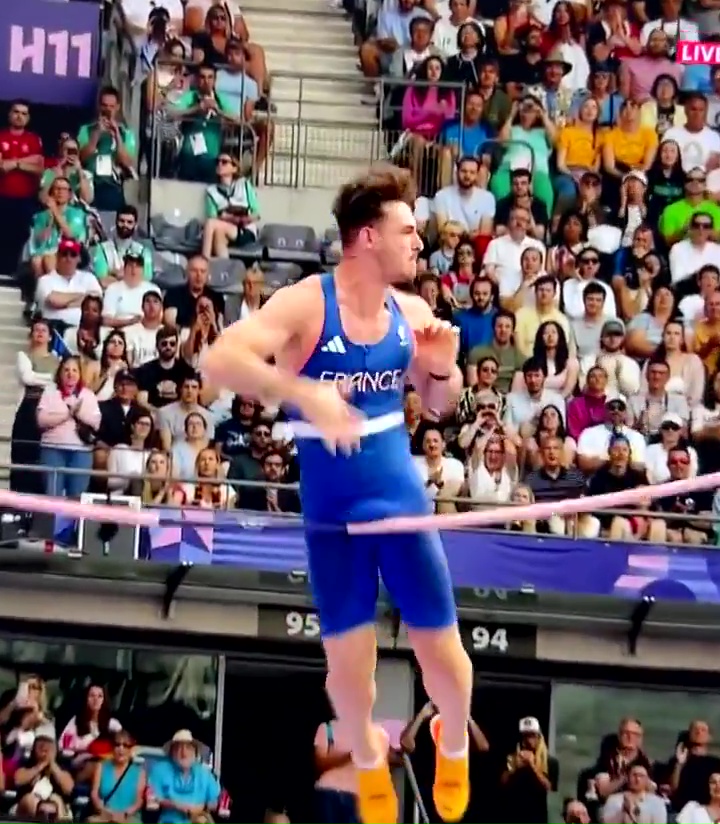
[[0, 0, 101, 107]]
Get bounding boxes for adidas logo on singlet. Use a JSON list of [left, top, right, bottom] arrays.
[[321, 336, 347, 354]]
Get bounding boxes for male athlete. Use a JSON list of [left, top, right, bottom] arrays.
[[203, 165, 474, 824]]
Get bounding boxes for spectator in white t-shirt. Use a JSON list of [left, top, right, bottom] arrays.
[[669, 213, 720, 286], [35, 238, 102, 331], [576, 395, 647, 474], [125, 290, 165, 367], [102, 253, 160, 329], [679, 264, 720, 324], [433, 156, 495, 236], [482, 207, 546, 297], [413, 426, 466, 513], [431, 0, 474, 57], [664, 93, 720, 172]]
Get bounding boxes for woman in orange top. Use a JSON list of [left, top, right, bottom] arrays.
[[555, 97, 601, 212], [602, 99, 658, 210]]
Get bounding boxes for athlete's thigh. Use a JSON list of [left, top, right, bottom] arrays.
[[305, 529, 380, 637], [376, 531, 457, 630]]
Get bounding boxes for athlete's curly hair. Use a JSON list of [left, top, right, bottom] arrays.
[[332, 164, 417, 246]]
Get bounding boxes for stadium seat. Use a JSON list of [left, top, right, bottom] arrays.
[[261, 223, 321, 266], [208, 258, 246, 292], [263, 263, 303, 291], [150, 215, 203, 254], [322, 227, 341, 266], [152, 254, 187, 290]]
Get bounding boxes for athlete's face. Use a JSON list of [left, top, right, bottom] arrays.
[[372, 201, 423, 283]]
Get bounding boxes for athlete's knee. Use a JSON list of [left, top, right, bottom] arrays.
[[410, 626, 472, 682]]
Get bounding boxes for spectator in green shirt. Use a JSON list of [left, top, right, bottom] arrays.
[[92, 205, 153, 287], [40, 135, 94, 206], [28, 176, 88, 277], [78, 85, 137, 212], [659, 167, 720, 244], [169, 64, 240, 183]]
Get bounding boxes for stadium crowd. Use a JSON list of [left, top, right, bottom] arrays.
[[5, 0, 720, 544], [0, 674, 229, 824]]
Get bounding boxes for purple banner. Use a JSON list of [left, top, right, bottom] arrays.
[[0, 0, 100, 106], [145, 510, 720, 604]]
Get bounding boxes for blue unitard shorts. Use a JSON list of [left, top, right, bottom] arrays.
[[305, 527, 457, 637]]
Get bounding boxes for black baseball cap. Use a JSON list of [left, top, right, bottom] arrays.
[[114, 370, 137, 386]]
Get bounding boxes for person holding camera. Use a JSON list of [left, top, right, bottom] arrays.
[[40, 135, 94, 206], [201, 151, 260, 257]]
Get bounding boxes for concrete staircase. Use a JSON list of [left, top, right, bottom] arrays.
[[0, 280, 26, 477], [242, 0, 382, 188]]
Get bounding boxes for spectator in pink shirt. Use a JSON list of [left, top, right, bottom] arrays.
[[401, 56, 456, 184], [36, 355, 101, 498], [566, 364, 610, 441]]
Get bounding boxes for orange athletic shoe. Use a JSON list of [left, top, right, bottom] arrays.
[[429, 715, 470, 823], [356, 760, 398, 824]]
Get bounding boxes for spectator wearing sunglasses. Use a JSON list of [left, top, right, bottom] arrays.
[[28, 176, 89, 278], [228, 419, 273, 482], [89, 731, 146, 824], [651, 445, 713, 544], [646, 412, 698, 483], [669, 210, 720, 288], [659, 167, 720, 245]]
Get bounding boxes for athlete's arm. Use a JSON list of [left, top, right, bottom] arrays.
[[201, 279, 364, 450], [201, 280, 308, 402], [394, 290, 463, 417]]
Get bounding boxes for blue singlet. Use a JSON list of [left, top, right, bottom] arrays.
[[289, 274, 456, 636]]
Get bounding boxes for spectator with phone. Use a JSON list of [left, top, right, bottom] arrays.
[[0, 676, 53, 758], [39, 135, 94, 206]]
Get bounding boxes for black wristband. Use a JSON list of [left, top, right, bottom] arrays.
[[429, 372, 451, 381]]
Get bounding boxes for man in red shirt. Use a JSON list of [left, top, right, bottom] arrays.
[[0, 100, 44, 274]]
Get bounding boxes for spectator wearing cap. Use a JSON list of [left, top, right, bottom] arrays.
[[646, 412, 699, 483], [96, 370, 143, 449], [437, 91, 491, 187], [35, 239, 102, 334], [669, 211, 720, 287], [514, 275, 572, 359], [433, 156, 495, 240], [597, 318, 642, 396], [125, 289, 165, 367], [102, 255, 161, 330], [164, 254, 225, 331], [28, 177, 89, 278], [501, 716, 558, 824], [483, 206, 547, 296], [150, 729, 220, 824], [640, 73, 686, 138], [504, 356, 566, 437], [0, 100, 44, 274], [628, 357, 690, 436], [660, 167, 720, 245], [618, 170, 649, 249], [540, 15, 590, 93], [201, 150, 260, 258], [467, 310, 525, 392], [620, 30, 683, 105], [92, 205, 153, 287], [587, 433, 652, 539], [664, 93, 720, 173], [36, 356, 101, 498], [570, 281, 610, 373], [169, 65, 239, 184], [691, 289, 720, 372], [567, 364, 610, 441], [78, 86, 137, 212], [577, 395, 646, 474], [652, 445, 714, 545], [493, 94, 557, 218], [358, 0, 429, 77]]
